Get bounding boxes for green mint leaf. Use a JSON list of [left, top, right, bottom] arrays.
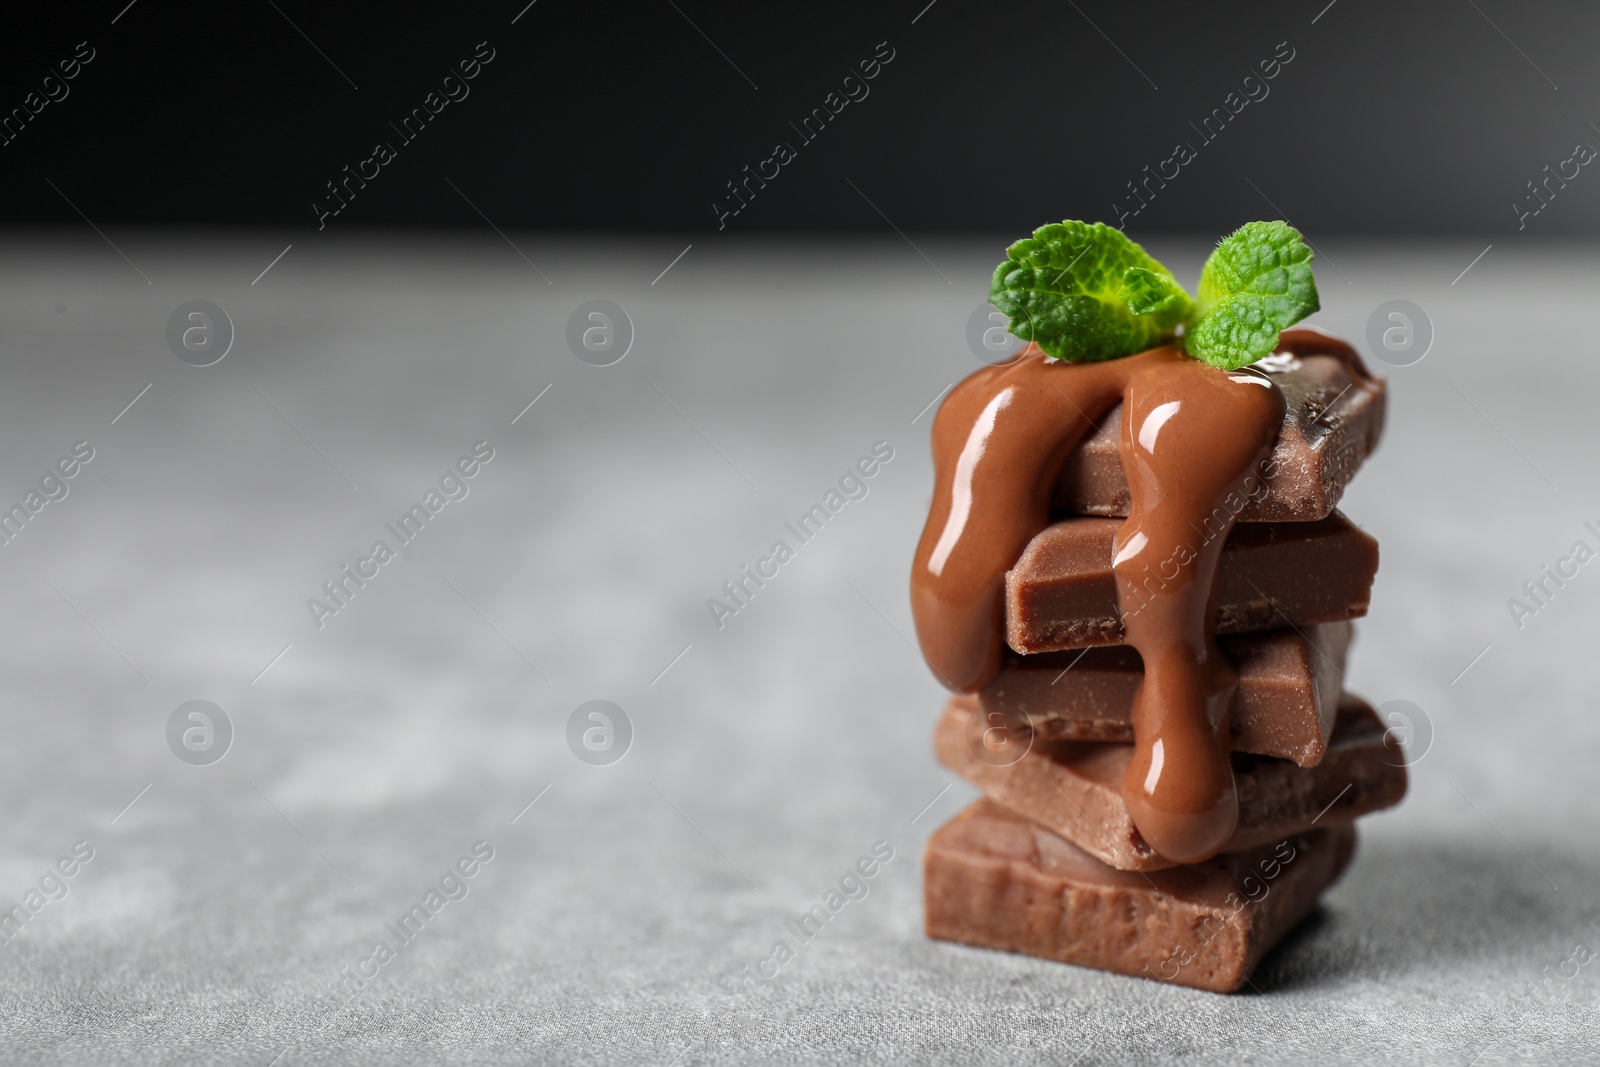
[[989, 221, 1187, 362], [1119, 266, 1195, 328], [1184, 220, 1320, 370]]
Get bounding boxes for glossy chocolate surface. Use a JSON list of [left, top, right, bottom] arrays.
[[1055, 329, 1384, 522]]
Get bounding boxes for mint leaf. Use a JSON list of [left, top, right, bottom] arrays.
[[1119, 267, 1194, 328], [990, 221, 1186, 362], [1184, 221, 1319, 370]]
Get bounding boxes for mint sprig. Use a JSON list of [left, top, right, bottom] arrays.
[[987, 219, 1320, 370], [1185, 221, 1320, 370], [989, 222, 1188, 363]]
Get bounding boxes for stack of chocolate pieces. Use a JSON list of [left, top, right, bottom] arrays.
[[923, 337, 1406, 993]]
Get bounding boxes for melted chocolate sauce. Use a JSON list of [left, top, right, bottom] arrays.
[[911, 329, 1366, 862]]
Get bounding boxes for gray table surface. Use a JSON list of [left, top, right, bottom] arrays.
[[0, 233, 1594, 1064]]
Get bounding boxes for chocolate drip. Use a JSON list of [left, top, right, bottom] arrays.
[[912, 338, 1295, 862], [1112, 358, 1283, 860]]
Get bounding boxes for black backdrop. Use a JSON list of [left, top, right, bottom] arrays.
[[0, 0, 1595, 237]]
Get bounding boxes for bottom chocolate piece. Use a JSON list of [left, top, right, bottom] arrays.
[[925, 800, 1355, 993]]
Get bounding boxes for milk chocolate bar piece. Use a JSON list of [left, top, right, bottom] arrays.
[[925, 799, 1355, 993], [934, 693, 1404, 872], [1055, 345, 1386, 522], [979, 622, 1351, 767], [1005, 511, 1378, 655]]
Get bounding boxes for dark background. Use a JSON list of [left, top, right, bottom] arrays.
[[0, 0, 1595, 238]]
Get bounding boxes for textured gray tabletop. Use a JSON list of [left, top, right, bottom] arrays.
[[0, 234, 1594, 1064]]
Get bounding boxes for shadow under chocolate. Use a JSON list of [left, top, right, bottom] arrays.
[[1246, 833, 1581, 994]]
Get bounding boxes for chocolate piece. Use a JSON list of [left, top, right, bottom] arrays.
[[1055, 331, 1386, 523], [979, 623, 1351, 767], [924, 799, 1355, 993], [934, 693, 1404, 872], [1005, 511, 1378, 655]]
